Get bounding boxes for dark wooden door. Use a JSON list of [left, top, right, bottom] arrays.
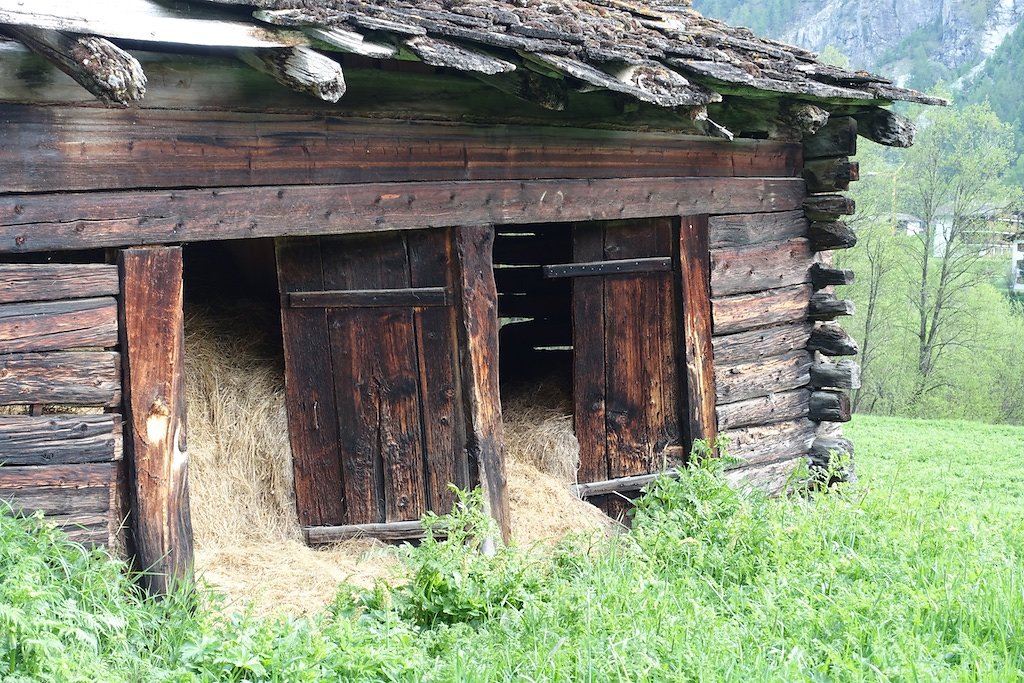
[[277, 229, 470, 530], [568, 218, 686, 486]]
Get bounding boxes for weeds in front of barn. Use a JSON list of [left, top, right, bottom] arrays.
[[2, 415, 1023, 682]]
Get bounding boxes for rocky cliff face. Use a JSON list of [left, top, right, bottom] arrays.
[[694, 0, 1024, 86]]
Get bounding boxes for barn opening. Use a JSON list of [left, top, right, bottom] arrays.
[[494, 217, 703, 515]]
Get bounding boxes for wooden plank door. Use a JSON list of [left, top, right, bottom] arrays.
[[278, 229, 465, 530], [277, 227, 508, 540], [567, 218, 686, 489]]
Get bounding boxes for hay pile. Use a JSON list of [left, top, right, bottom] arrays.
[[184, 306, 400, 617], [184, 306, 612, 617]]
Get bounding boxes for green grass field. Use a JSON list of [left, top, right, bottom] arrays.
[[2, 415, 1022, 682]]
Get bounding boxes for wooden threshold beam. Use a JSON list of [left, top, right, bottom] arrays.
[[304, 520, 437, 544], [0, 177, 806, 254]]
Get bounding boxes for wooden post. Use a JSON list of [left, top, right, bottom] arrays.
[[454, 225, 510, 544], [678, 215, 717, 451], [119, 247, 192, 595]]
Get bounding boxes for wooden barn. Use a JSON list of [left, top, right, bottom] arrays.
[[0, 0, 941, 592]]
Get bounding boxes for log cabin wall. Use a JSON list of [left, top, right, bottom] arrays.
[[0, 262, 125, 547]]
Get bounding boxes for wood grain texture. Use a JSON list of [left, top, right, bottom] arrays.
[[0, 351, 121, 407], [119, 247, 192, 595], [711, 322, 814, 366], [716, 389, 810, 431], [809, 390, 852, 422], [714, 350, 812, 404], [454, 225, 510, 543], [809, 360, 861, 390], [724, 455, 805, 497], [0, 297, 118, 354], [802, 116, 857, 160], [803, 158, 859, 193], [803, 194, 855, 222], [0, 104, 801, 194], [0, 263, 119, 304], [807, 324, 859, 356], [721, 418, 816, 469], [707, 210, 807, 249], [276, 238, 345, 527], [0, 177, 807, 254], [678, 215, 717, 448], [711, 284, 812, 336], [710, 237, 814, 297], [288, 287, 449, 308], [0, 414, 121, 466], [0, 462, 115, 546]]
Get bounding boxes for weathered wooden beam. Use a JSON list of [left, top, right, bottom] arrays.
[[803, 158, 860, 193], [0, 264, 119, 304], [807, 325, 859, 356], [304, 520, 433, 544], [0, 0, 306, 48], [711, 322, 814, 366], [802, 116, 857, 160], [0, 351, 121, 407], [714, 350, 812, 404], [724, 455, 805, 497], [707, 210, 807, 249], [712, 284, 812, 336], [853, 107, 916, 148], [809, 390, 852, 422], [0, 414, 121, 466], [473, 68, 569, 111], [303, 26, 398, 59], [571, 468, 682, 499], [238, 47, 345, 102], [678, 215, 718, 447], [0, 104, 802, 194], [716, 388, 810, 431], [0, 177, 806, 254], [710, 238, 814, 297], [542, 257, 671, 279], [809, 291, 855, 321], [809, 262, 855, 289], [287, 287, 449, 309], [721, 418, 816, 469], [119, 247, 192, 595], [808, 221, 858, 251], [810, 360, 861, 390], [803, 194, 856, 222], [0, 297, 118, 354], [454, 226, 510, 545], [5, 27, 145, 106]]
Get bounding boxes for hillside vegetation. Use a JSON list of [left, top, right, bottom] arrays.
[[3, 416, 1023, 681]]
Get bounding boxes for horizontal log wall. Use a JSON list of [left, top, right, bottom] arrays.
[[0, 262, 123, 546]]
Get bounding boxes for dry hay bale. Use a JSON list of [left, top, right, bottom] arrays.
[[183, 305, 401, 616], [501, 379, 617, 544]]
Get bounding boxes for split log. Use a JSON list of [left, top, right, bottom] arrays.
[[803, 116, 857, 160], [807, 325, 858, 356], [809, 291, 855, 320], [803, 158, 859, 193], [854, 107, 916, 148], [808, 221, 857, 251], [303, 27, 397, 59], [809, 262, 855, 289], [809, 360, 861, 390], [0, 297, 118, 354], [711, 322, 814, 366], [0, 351, 121, 407], [238, 46, 345, 102], [803, 194, 856, 222], [120, 247, 192, 595], [716, 388, 810, 431], [454, 226, 510, 544], [0, 414, 122, 466], [714, 350, 812, 404], [5, 27, 145, 106], [808, 390, 852, 422], [707, 210, 807, 249], [712, 284, 812, 336], [710, 238, 814, 297], [679, 216, 718, 445], [0, 263, 119, 304]]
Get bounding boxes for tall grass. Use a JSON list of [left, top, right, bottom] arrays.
[[2, 415, 1022, 681]]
